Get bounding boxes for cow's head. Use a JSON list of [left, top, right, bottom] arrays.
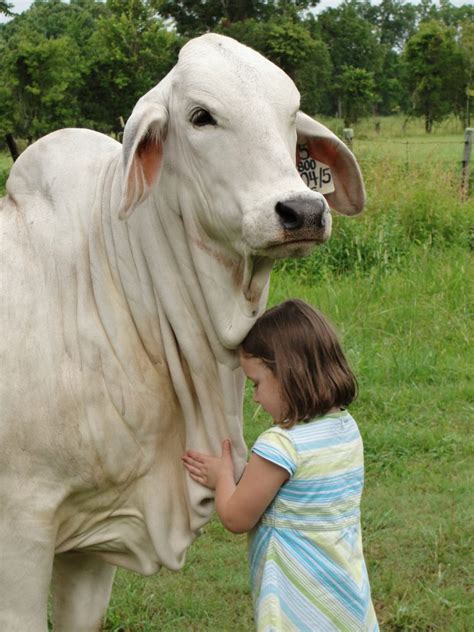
[[119, 34, 364, 255], [118, 34, 365, 347]]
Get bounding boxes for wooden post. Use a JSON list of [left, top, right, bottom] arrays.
[[461, 127, 473, 201], [116, 116, 125, 142], [342, 128, 353, 150], [5, 133, 20, 162]]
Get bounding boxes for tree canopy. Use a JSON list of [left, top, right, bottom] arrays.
[[403, 19, 464, 132], [0, 1, 13, 16], [0, 0, 472, 141]]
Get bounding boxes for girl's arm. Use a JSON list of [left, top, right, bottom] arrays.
[[182, 440, 288, 534]]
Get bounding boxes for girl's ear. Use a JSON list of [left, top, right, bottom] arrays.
[[118, 102, 168, 220], [296, 111, 366, 216]]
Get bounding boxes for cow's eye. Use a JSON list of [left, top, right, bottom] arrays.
[[191, 108, 217, 127]]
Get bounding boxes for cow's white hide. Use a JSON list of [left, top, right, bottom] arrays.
[[0, 34, 365, 629]]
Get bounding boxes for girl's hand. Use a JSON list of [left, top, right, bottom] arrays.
[[182, 440, 234, 490], [183, 442, 288, 533]]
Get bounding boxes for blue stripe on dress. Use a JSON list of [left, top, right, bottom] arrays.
[[252, 444, 296, 477]]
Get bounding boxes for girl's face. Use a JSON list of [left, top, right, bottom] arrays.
[[240, 352, 288, 423]]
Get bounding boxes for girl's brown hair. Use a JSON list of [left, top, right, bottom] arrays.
[[240, 299, 357, 428]]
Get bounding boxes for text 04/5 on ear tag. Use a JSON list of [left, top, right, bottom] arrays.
[[297, 144, 335, 195]]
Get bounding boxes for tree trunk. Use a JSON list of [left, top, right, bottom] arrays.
[[225, 0, 255, 22], [5, 133, 20, 161]]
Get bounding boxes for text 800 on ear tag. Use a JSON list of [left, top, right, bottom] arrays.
[[297, 144, 335, 195]]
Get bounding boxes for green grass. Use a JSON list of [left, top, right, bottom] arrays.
[[2, 116, 473, 630], [101, 247, 473, 631]]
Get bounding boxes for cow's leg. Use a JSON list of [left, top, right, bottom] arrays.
[[0, 522, 55, 631], [51, 552, 116, 632]]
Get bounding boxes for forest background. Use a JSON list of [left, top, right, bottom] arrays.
[[0, 0, 473, 143]]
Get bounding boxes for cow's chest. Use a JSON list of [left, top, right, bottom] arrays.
[[54, 479, 163, 574]]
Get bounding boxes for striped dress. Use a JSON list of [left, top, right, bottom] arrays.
[[248, 410, 378, 632]]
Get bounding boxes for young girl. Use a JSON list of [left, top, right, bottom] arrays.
[[182, 299, 378, 632]]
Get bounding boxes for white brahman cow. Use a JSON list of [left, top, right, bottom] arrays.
[[0, 34, 365, 630]]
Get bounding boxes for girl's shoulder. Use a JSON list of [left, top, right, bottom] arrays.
[[291, 409, 357, 433], [257, 411, 360, 449], [255, 424, 296, 449], [286, 410, 361, 450], [253, 425, 298, 478], [258, 424, 292, 438]]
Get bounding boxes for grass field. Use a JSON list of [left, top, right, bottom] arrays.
[[102, 243, 473, 632], [1, 116, 473, 630]]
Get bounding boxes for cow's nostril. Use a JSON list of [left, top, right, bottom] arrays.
[[275, 201, 303, 230], [318, 208, 329, 229]]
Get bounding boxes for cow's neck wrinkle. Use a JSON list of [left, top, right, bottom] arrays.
[[86, 164, 248, 561], [88, 155, 166, 373], [88, 161, 268, 402], [242, 252, 274, 306], [177, 209, 273, 353], [130, 196, 250, 475], [120, 197, 273, 363], [90, 175, 248, 441]]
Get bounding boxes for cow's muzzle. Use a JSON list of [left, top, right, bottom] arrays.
[[275, 196, 330, 235], [241, 193, 332, 258]]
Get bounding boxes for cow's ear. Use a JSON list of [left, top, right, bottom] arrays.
[[119, 103, 168, 220], [296, 111, 365, 216]]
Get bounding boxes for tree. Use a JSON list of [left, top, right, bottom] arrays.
[[314, 3, 383, 75], [0, 29, 83, 141], [313, 2, 384, 116], [0, 0, 182, 137], [335, 65, 376, 127], [156, 0, 225, 37], [360, 0, 417, 51], [417, 0, 474, 29], [0, 1, 13, 16], [0, 0, 108, 139], [375, 49, 406, 115], [403, 20, 463, 132], [344, 1, 415, 115], [1, 0, 106, 44], [83, 0, 181, 131], [156, 0, 319, 38]]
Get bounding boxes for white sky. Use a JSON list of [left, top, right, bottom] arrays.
[[1, 0, 471, 24]]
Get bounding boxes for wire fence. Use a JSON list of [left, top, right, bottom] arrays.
[[342, 130, 473, 198]]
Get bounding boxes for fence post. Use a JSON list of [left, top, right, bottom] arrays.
[[5, 133, 20, 162], [461, 127, 473, 201], [342, 128, 353, 149], [117, 116, 125, 142]]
